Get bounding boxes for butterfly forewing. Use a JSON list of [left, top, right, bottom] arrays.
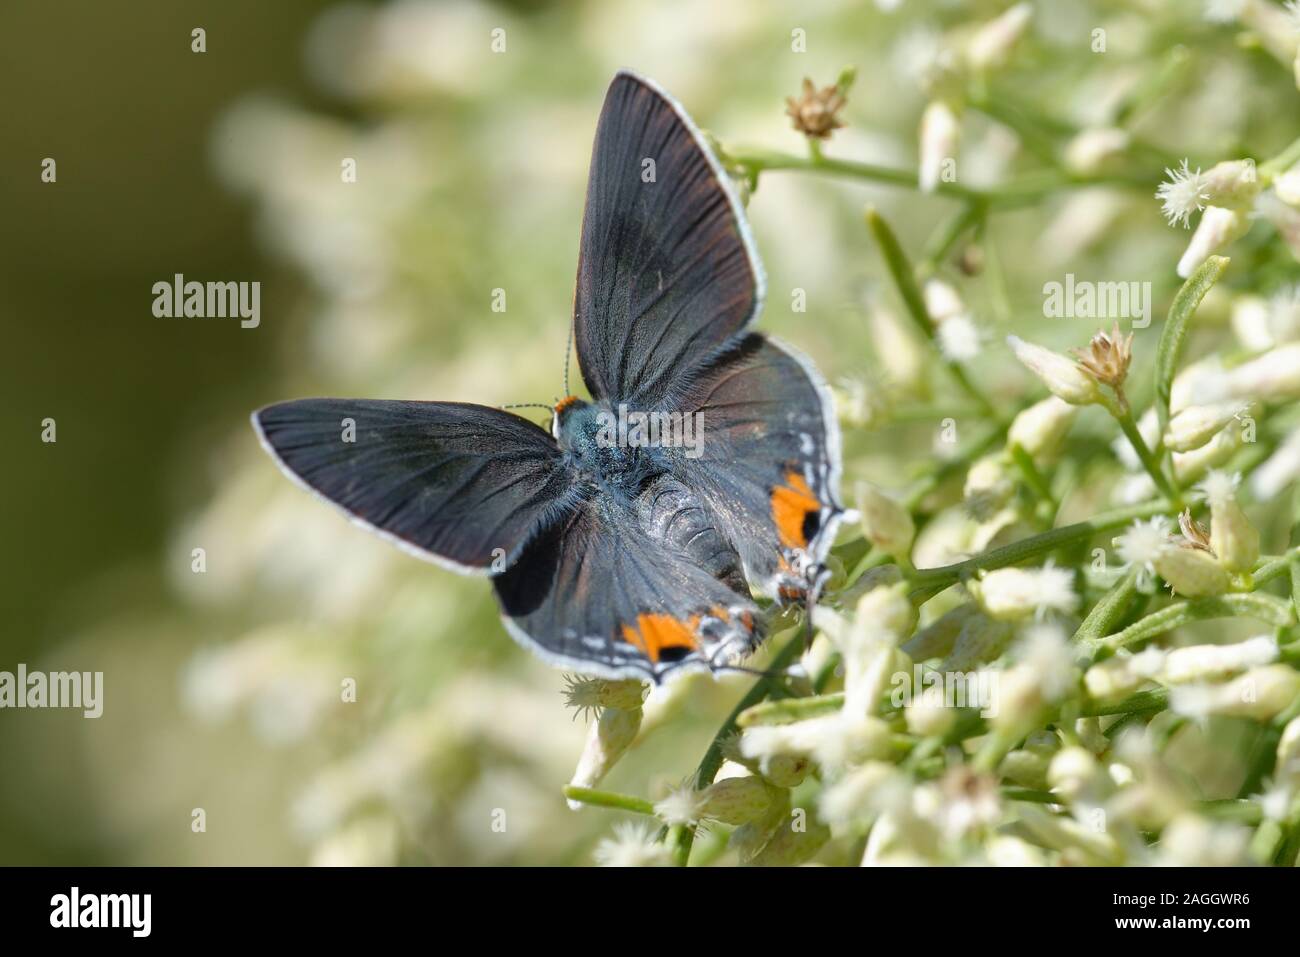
[[253, 399, 577, 573], [574, 71, 764, 406]]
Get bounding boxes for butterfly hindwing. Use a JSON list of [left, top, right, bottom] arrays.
[[574, 71, 764, 407], [252, 399, 577, 573], [493, 478, 760, 680], [664, 333, 845, 599]]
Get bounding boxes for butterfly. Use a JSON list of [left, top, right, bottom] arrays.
[[252, 71, 845, 682]]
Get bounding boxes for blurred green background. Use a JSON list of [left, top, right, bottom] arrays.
[[4, 0, 1299, 864]]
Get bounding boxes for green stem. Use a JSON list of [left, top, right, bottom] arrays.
[[1095, 592, 1296, 652], [668, 630, 804, 865], [1103, 393, 1184, 510], [865, 206, 1000, 420], [909, 499, 1173, 603], [736, 692, 845, 727], [562, 786, 656, 816], [1009, 442, 1058, 513], [1260, 133, 1300, 182], [1073, 568, 1140, 644]]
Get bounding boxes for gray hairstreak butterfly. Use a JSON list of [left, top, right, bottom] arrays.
[[252, 71, 845, 682]]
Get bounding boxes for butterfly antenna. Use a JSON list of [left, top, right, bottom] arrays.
[[500, 402, 554, 412], [562, 323, 574, 397]]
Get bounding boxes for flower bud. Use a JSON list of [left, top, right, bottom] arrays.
[[568, 705, 642, 806], [1156, 814, 1251, 866], [1163, 401, 1246, 452], [1177, 206, 1248, 279], [697, 775, 779, 826], [1152, 545, 1230, 598], [998, 748, 1049, 790], [856, 481, 915, 559], [1172, 424, 1241, 484], [1064, 127, 1129, 175], [564, 676, 645, 713], [1008, 396, 1078, 462], [919, 100, 960, 194], [748, 813, 831, 866], [1084, 654, 1157, 703], [1199, 470, 1260, 572], [1160, 636, 1277, 684], [973, 565, 1079, 621], [1171, 665, 1300, 721], [985, 834, 1048, 866], [1277, 716, 1300, 777], [1006, 335, 1101, 405], [1047, 746, 1104, 802], [759, 753, 811, 789], [1203, 159, 1260, 209], [924, 277, 965, 323], [905, 684, 958, 737], [1225, 342, 1300, 401], [964, 454, 1015, 520], [1275, 164, 1300, 206], [965, 2, 1033, 72]]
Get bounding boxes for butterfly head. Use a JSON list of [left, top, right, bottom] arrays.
[[550, 395, 587, 441]]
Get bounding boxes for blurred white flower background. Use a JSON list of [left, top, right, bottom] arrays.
[[8, 0, 1300, 866]]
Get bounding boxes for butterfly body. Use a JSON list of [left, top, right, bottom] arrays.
[[253, 72, 845, 682]]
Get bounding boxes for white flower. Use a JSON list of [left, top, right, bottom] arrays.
[[976, 564, 1079, 621], [1113, 516, 1173, 593], [1257, 781, 1294, 822], [1225, 341, 1300, 400], [1177, 206, 1247, 277], [1156, 160, 1209, 227], [1006, 335, 1102, 405], [1155, 813, 1251, 866], [1171, 666, 1300, 720], [924, 277, 964, 322], [937, 314, 983, 362], [1015, 623, 1078, 702], [653, 783, 707, 827], [965, 2, 1033, 72], [1197, 469, 1240, 508], [593, 821, 671, 867], [919, 100, 961, 194], [1204, 0, 1246, 24], [1161, 636, 1277, 684], [1198, 470, 1260, 572], [1251, 429, 1300, 499], [1164, 401, 1247, 452], [1008, 396, 1078, 462], [856, 482, 915, 558], [1065, 127, 1130, 174], [567, 704, 643, 805]]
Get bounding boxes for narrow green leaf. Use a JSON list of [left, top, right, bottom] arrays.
[[1154, 256, 1230, 448], [864, 206, 934, 344]]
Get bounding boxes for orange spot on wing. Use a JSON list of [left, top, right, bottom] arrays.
[[620, 613, 701, 663], [770, 471, 820, 549]]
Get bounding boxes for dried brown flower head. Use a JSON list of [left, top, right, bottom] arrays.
[[785, 78, 847, 140], [1072, 323, 1133, 391], [1177, 509, 1213, 552]]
